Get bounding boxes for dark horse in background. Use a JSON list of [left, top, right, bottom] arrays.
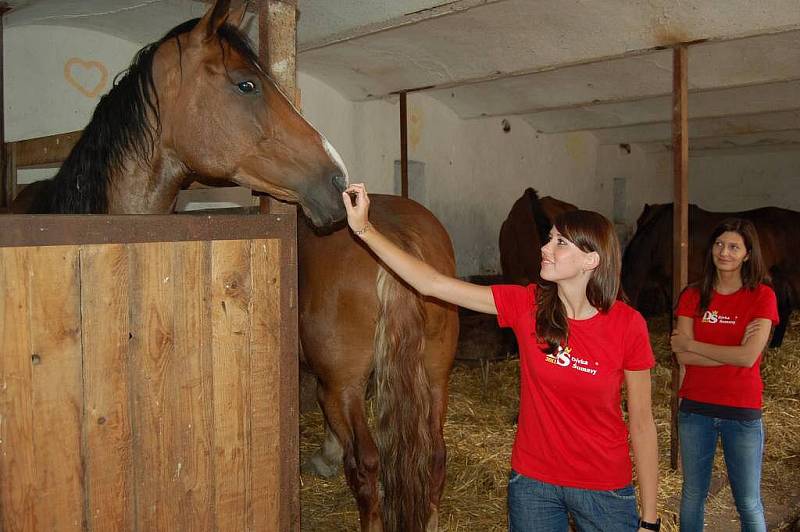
[[9, 1, 458, 530], [499, 187, 578, 285], [622, 203, 800, 347]]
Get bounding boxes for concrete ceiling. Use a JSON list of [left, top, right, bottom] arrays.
[[5, 0, 800, 150]]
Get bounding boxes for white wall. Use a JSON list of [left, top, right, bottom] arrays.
[[689, 148, 800, 212], [303, 88, 608, 275], [5, 25, 139, 140], [596, 144, 800, 240]]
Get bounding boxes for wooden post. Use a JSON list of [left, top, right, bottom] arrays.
[[3, 143, 16, 207], [256, 2, 300, 529], [400, 92, 409, 198], [0, 3, 10, 209], [671, 44, 689, 471], [258, 0, 298, 217]]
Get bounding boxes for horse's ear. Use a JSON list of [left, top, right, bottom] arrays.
[[194, 0, 231, 43], [230, 1, 249, 28]]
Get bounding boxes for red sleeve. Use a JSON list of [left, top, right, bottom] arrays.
[[623, 310, 655, 371], [752, 284, 779, 325], [491, 284, 536, 329], [675, 287, 699, 318]]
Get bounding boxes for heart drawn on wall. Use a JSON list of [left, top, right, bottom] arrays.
[[64, 58, 109, 98]]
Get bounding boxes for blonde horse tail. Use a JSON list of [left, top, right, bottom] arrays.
[[374, 235, 432, 532]]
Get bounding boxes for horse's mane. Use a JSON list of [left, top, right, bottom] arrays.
[[29, 19, 261, 213], [525, 188, 552, 247]]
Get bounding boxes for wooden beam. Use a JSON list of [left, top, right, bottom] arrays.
[[0, 5, 7, 207], [400, 92, 409, 198], [258, 0, 298, 217], [255, 2, 300, 530], [12, 130, 82, 168], [670, 44, 689, 471], [3, 142, 16, 205]]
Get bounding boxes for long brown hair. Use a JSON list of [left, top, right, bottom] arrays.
[[536, 210, 622, 353], [696, 218, 767, 313]]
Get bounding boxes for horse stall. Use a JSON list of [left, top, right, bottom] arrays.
[[0, 214, 300, 531]]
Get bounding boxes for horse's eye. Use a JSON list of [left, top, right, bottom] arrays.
[[237, 80, 256, 94]]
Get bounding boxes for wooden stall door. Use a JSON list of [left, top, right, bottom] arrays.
[[1, 231, 292, 531]]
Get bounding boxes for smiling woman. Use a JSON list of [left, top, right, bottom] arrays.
[[340, 183, 660, 532], [671, 218, 779, 532]]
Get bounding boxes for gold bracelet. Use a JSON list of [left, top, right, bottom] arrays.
[[353, 222, 371, 236]]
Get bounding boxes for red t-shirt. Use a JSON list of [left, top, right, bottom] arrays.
[[492, 284, 654, 490], [676, 284, 778, 409]]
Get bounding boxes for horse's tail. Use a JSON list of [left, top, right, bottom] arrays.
[[374, 235, 432, 532]]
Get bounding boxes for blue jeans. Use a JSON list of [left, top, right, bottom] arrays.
[[507, 470, 639, 531], [679, 411, 766, 532]]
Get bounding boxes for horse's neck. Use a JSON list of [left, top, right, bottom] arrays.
[[106, 151, 187, 214]]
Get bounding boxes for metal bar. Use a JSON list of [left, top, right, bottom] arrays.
[[400, 91, 409, 198]]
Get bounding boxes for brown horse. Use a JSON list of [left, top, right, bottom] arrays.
[[298, 195, 459, 532], [621, 203, 800, 347], [499, 188, 578, 285], [9, 3, 459, 529], [10, 0, 347, 227]]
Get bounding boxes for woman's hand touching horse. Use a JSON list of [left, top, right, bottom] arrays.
[[343, 183, 371, 236], [340, 183, 496, 314]]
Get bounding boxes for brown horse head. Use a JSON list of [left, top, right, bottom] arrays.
[[19, 0, 348, 228], [153, 0, 348, 226], [499, 188, 578, 285]]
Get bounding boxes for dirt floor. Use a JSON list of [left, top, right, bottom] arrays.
[[299, 312, 800, 531]]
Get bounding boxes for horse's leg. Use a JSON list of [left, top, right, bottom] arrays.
[[304, 419, 343, 478], [318, 384, 383, 532], [422, 302, 459, 531]]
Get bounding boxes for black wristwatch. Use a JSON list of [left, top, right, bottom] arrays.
[[639, 517, 661, 531]]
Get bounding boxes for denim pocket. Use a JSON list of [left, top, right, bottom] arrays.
[[738, 418, 763, 428], [607, 485, 637, 500], [508, 470, 524, 485]]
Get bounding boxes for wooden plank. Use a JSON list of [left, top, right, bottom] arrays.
[[0, 214, 291, 248], [0, 248, 36, 531], [277, 212, 300, 531], [172, 241, 215, 530], [210, 240, 252, 530], [671, 44, 689, 471], [27, 246, 85, 529], [248, 238, 282, 530], [3, 142, 17, 208], [128, 242, 181, 530], [81, 244, 134, 530], [12, 130, 82, 169]]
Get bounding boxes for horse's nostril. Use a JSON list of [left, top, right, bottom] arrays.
[[332, 174, 348, 193]]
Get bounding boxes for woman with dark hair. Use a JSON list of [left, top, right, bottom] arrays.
[[670, 218, 778, 532], [342, 184, 659, 532]]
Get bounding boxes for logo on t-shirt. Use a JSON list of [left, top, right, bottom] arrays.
[[701, 310, 738, 325], [545, 345, 599, 376]]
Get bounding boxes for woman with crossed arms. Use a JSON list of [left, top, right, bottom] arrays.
[[671, 218, 778, 532]]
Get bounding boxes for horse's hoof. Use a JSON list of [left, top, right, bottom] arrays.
[[302, 454, 341, 478]]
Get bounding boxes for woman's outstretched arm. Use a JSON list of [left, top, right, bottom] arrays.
[[343, 183, 497, 315]]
